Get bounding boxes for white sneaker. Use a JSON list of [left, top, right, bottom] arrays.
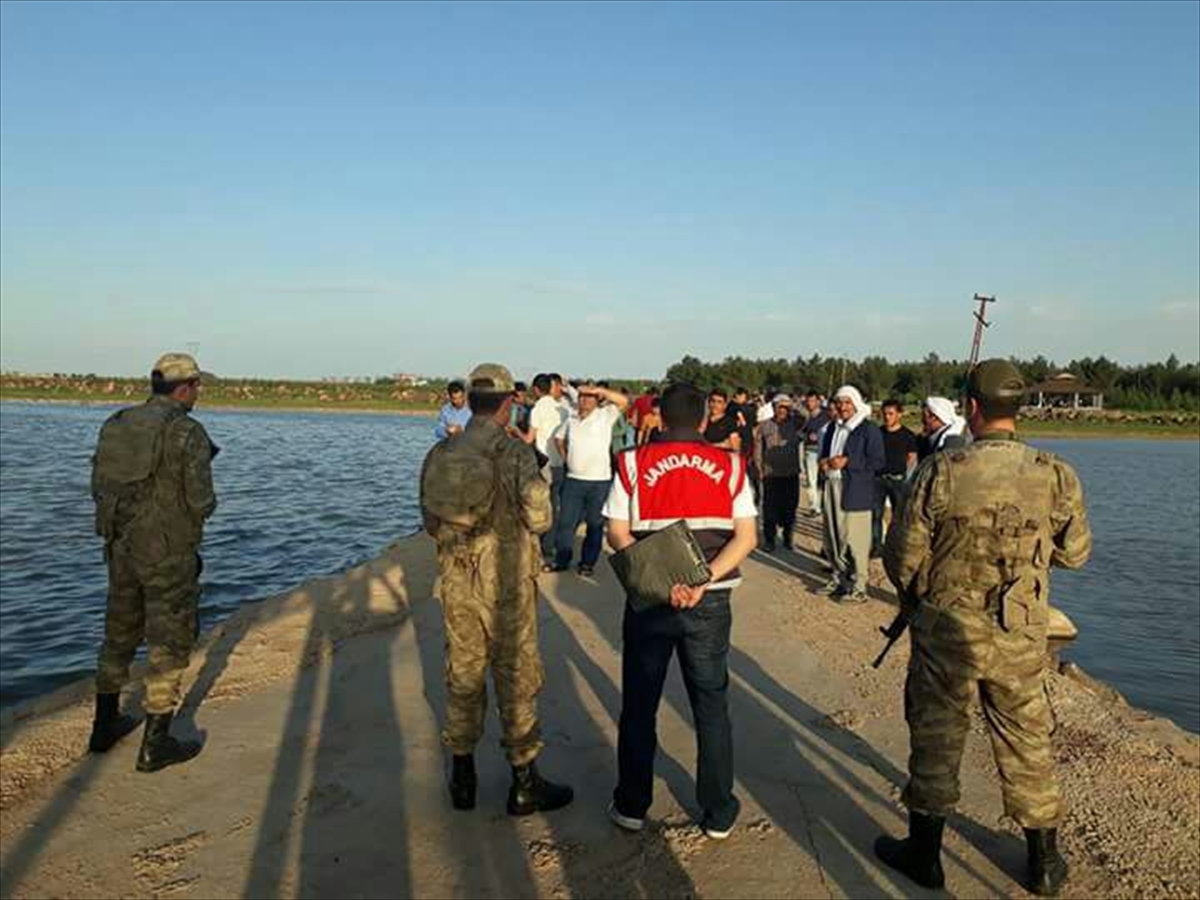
[[609, 802, 644, 832], [703, 823, 734, 840]]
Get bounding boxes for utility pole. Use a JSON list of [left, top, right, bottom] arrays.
[[968, 294, 995, 372]]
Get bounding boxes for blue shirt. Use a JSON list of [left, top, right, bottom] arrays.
[[434, 402, 472, 440]]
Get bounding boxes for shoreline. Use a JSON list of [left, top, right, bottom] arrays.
[[0, 396, 438, 418], [1, 537, 1194, 739], [3, 396, 1197, 439], [1, 530, 1197, 899]]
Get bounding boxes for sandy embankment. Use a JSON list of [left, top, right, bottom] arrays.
[[1, 524, 1197, 900]]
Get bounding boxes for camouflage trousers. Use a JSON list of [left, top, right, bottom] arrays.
[[903, 603, 1063, 828], [96, 549, 200, 715], [437, 548, 544, 767]]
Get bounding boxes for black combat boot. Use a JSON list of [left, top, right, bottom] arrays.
[[449, 754, 477, 811], [506, 761, 574, 816], [87, 693, 140, 753], [1025, 828, 1069, 896], [873, 811, 946, 890], [135, 712, 202, 773]]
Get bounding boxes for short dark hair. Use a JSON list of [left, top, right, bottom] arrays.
[[468, 390, 507, 416], [975, 394, 1022, 420], [448, 380, 465, 395], [734, 386, 748, 397], [597, 380, 610, 389], [548, 373, 563, 385], [660, 383, 706, 429], [532, 373, 552, 394], [151, 371, 196, 395], [882, 398, 903, 412], [513, 381, 527, 393], [708, 388, 728, 401]]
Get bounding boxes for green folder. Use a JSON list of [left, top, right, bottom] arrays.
[[608, 520, 713, 612]]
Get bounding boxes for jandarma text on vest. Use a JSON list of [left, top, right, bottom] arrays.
[[643, 453, 727, 488]]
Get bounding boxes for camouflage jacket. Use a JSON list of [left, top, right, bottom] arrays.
[[884, 431, 1092, 616], [420, 417, 552, 552], [93, 395, 217, 559]]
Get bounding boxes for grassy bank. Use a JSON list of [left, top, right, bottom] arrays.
[[0, 387, 438, 415], [4, 386, 1198, 437], [1018, 417, 1200, 440]]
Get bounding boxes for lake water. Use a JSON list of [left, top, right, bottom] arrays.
[[1, 402, 1198, 733]]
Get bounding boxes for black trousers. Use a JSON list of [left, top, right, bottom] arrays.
[[762, 475, 800, 546], [614, 591, 739, 831]]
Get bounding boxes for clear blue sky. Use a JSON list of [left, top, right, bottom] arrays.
[[2, 1, 1197, 380]]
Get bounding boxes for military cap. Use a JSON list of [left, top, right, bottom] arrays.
[[152, 352, 201, 382], [968, 358, 1026, 401], [466, 363, 516, 394]]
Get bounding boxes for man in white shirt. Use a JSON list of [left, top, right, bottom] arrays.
[[529, 373, 574, 566], [551, 383, 629, 576]]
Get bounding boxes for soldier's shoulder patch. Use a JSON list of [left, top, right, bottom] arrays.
[[1032, 447, 1057, 466]]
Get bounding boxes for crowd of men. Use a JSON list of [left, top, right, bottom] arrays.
[[421, 364, 1091, 897], [83, 352, 1091, 900], [439, 373, 976, 609]]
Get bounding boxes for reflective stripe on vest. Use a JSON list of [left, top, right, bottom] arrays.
[[616, 441, 744, 532]]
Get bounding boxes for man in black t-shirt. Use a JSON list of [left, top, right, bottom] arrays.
[[872, 398, 919, 555], [728, 388, 755, 451], [703, 389, 743, 452]]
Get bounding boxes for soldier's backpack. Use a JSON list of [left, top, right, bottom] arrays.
[[421, 432, 504, 532], [91, 404, 182, 542]]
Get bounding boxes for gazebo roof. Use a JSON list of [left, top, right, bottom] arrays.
[[1032, 372, 1102, 395]]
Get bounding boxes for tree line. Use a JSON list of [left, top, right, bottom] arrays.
[[662, 353, 1200, 412]]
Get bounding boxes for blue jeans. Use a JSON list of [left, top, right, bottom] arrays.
[[554, 478, 609, 569], [614, 590, 739, 831], [539, 467, 566, 559], [872, 474, 908, 553]]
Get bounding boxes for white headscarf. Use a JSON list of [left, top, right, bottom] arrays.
[[924, 396, 966, 450], [829, 385, 870, 464]]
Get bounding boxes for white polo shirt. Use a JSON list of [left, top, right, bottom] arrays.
[[530, 395, 569, 468], [564, 404, 622, 481]]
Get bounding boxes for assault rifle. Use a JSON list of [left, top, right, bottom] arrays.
[[872, 605, 912, 669]]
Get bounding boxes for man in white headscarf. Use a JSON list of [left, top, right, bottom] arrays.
[[818, 385, 886, 602], [918, 397, 967, 460]]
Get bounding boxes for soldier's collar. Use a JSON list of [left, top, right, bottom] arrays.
[[975, 429, 1022, 443], [148, 395, 188, 412], [466, 416, 504, 433]]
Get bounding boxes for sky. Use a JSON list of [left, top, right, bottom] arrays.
[[1, 1, 1197, 381]]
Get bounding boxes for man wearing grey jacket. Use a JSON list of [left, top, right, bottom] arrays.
[[755, 395, 802, 551]]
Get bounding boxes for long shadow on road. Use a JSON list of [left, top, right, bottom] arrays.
[[555, 561, 1015, 899], [242, 563, 413, 899], [407, 553, 697, 898]]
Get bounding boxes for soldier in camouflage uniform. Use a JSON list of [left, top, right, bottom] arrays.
[[875, 359, 1092, 897], [420, 363, 574, 816], [88, 353, 218, 772]]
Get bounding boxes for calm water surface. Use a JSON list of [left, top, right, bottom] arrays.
[[0, 402, 432, 708], [1, 403, 1198, 733]]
